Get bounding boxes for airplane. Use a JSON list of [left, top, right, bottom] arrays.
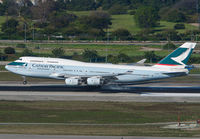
[[5, 42, 196, 86]]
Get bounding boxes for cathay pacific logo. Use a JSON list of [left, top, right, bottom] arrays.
[[171, 47, 192, 65]]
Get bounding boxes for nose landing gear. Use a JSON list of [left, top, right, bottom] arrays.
[[22, 76, 27, 85]]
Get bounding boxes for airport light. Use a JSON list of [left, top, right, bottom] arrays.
[[32, 24, 35, 41], [24, 22, 27, 42], [197, 0, 200, 30]]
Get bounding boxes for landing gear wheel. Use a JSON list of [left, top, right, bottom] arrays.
[[22, 76, 27, 85], [23, 81, 27, 85]]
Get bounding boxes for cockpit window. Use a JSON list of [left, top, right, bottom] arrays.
[[8, 62, 26, 66], [17, 58, 22, 61]]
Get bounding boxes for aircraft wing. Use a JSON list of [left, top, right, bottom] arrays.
[[49, 70, 134, 79]]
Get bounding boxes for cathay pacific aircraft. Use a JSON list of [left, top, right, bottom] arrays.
[[5, 42, 196, 86]]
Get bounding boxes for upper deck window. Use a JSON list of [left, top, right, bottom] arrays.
[[30, 60, 43, 63], [47, 61, 59, 63]]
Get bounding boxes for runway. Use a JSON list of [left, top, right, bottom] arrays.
[[0, 134, 199, 139], [0, 83, 199, 102]]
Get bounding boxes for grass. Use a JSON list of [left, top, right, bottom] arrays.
[[0, 125, 199, 136], [0, 42, 175, 58], [0, 101, 199, 124], [158, 21, 197, 33], [111, 14, 140, 34], [47, 11, 198, 34], [0, 43, 147, 56], [0, 101, 199, 136], [0, 12, 198, 38]]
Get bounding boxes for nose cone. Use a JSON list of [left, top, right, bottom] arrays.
[[5, 65, 12, 72], [5, 65, 9, 71]]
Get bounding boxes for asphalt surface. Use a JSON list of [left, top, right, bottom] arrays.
[[0, 134, 200, 139], [0, 83, 199, 102]]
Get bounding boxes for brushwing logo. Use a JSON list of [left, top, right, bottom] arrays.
[[171, 45, 192, 65]]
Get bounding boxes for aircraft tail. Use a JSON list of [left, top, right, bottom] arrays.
[[154, 42, 196, 67]]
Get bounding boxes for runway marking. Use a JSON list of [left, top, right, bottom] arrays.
[[141, 93, 200, 97]]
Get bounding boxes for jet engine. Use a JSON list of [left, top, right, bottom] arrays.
[[65, 78, 81, 86], [87, 77, 104, 86]]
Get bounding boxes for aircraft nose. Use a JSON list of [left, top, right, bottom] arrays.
[[5, 65, 10, 71]]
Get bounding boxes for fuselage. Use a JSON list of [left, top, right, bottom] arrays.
[[5, 56, 189, 85]]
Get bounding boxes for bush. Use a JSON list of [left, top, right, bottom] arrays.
[[16, 43, 26, 48], [52, 47, 65, 57], [21, 49, 34, 56], [112, 28, 132, 40], [4, 47, 15, 54], [163, 42, 177, 50], [34, 46, 40, 49], [174, 23, 185, 30], [82, 49, 98, 62]]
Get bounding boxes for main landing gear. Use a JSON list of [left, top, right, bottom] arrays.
[[22, 76, 27, 85]]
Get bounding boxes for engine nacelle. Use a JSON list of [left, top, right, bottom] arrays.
[[87, 77, 104, 86], [65, 78, 81, 86]]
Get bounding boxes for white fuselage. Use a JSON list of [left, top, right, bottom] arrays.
[[5, 57, 189, 85]]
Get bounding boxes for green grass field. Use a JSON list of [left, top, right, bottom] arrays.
[[1, 12, 196, 35], [69, 11, 197, 34], [0, 124, 199, 136], [0, 101, 199, 136]]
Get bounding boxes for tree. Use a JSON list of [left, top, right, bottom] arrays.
[[54, 0, 67, 11], [134, 6, 160, 28], [144, 51, 157, 63], [163, 29, 181, 41], [52, 47, 65, 57], [118, 53, 130, 63], [0, 3, 5, 15], [21, 48, 33, 56], [4, 47, 15, 54], [166, 10, 186, 22], [48, 11, 77, 28], [75, 11, 112, 38], [66, 0, 96, 11], [1, 18, 19, 36], [174, 24, 185, 30], [163, 42, 176, 50], [31, 0, 55, 23], [112, 28, 132, 40], [88, 11, 112, 30], [82, 49, 98, 62], [2, 0, 19, 16], [18, 0, 33, 18]]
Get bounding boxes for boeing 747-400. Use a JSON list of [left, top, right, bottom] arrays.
[[5, 42, 196, 86]]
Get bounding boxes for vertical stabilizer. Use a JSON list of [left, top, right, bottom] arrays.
[[154, 42, 196, 67]]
